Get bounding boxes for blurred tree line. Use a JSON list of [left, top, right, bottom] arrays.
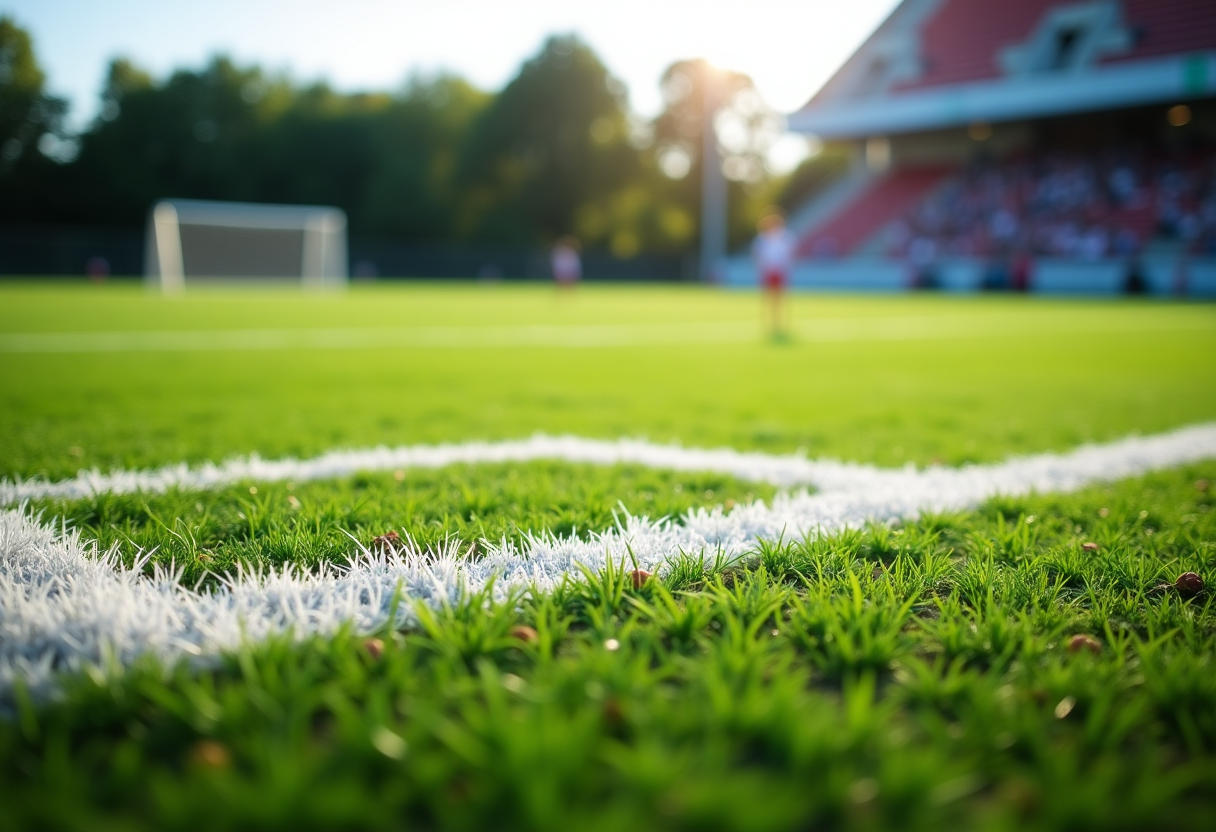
[[1, 17, 844, 257]]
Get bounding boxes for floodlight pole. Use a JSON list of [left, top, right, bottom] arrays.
[[699, 67, 727, 284]]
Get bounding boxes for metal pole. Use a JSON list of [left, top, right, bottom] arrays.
[[699, 67, 727, 283]]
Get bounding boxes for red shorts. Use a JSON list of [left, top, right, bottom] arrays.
[[763, 269, 787, 290]]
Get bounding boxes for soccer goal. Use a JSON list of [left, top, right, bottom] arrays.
[[144, 199, 348, 291]]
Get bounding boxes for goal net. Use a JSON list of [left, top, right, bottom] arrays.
[[144, 199, 348, 291]]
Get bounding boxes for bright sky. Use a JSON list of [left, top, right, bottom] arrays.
[[3, 0, 899, 171]]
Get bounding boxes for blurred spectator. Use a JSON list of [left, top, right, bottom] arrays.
[[86, 256, 109, 283], [1010, 252, 1032, 292], [883, 146, 1216, 260], [551, 237, 582, 289]]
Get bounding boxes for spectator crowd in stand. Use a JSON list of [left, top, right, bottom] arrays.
[[882, 148, 1216, 262]]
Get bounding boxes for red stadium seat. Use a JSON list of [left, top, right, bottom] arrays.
[[798, 167, 953, 257]]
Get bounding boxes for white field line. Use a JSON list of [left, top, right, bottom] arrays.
[[3, 424, 1216, 703], [6, 424, 1216, 506], [0, 434, 857, 504], [0, 312, 1209, 353]]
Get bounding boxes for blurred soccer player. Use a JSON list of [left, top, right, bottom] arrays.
[[752, 209, 796, 339], [551, 236, 582, 291]]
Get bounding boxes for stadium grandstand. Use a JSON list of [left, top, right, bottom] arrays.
[[726, 0, 1216, 293]]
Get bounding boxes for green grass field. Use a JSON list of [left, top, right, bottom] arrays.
[[2, 282, 1216, 830], [4, 283, 1216, 478]]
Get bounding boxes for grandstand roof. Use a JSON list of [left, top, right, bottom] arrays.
[[789, 0, 1216, 139]]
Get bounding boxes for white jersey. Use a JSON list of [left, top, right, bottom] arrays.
[[752, 227, 797, 272]]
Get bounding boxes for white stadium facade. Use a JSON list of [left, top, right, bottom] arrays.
[[726, 0, 1216, 294]]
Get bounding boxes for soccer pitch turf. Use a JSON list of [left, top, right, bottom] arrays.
[[2, 282, 1216, 830]]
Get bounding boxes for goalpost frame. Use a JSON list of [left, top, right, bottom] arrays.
[[144, 199, 348, 291]]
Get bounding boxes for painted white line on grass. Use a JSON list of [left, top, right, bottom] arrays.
[[8, 424, 1216, 506], [3, 425, 1216, 702], [0, 322, 757, 353], [0, 434, 831, 504], [1, 312, 1208, 353]]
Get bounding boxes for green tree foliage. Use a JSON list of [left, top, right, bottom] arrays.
[[1, 28, 812, 257], [454, 35, 637, 243], [357, 75, 488, 239], [0, 16, 66, 170], [3, 55, 490, 238], [61, 57, 283, 223]]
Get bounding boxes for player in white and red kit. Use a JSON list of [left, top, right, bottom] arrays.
[[752, 209, 797, 338]]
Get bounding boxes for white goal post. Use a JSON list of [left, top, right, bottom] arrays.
[[144, 199, 348, 291]]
